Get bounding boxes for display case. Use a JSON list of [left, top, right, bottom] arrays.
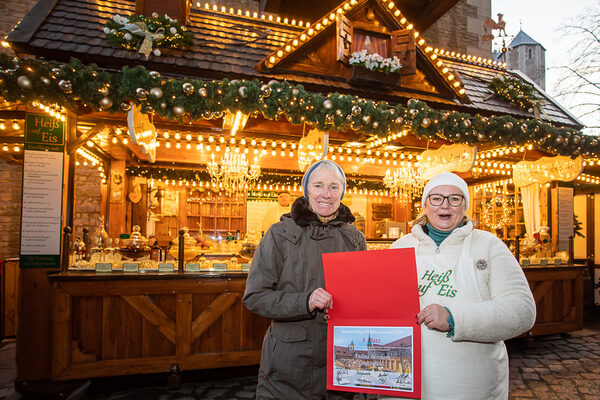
[[185, 191, 246, 239]]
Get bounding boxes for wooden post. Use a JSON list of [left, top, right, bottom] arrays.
[[61, 226, 72, 271], [515, 235, 520, 261], [178, 229, 185, 272]]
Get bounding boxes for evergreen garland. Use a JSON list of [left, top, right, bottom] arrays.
[[1, 55, 598, 157], [489, 74, 539, 111], [104, 13, 193, 57]]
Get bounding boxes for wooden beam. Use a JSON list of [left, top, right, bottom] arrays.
[[191, 293, 239, 340], [53, 350, 262, 380], [121, 295, 176, 344], [67, 123, 109, 155]]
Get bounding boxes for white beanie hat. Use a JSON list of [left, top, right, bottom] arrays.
[[421, 172, 469, 208]]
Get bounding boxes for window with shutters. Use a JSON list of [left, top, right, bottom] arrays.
[[353, 30, 389, 58]]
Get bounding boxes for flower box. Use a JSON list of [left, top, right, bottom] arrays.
[[349, 65, 401, 88]]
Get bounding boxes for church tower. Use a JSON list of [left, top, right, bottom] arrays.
[[504, 30, 546, 90]]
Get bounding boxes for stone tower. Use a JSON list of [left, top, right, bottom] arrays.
[[504, 30, 546, 90]]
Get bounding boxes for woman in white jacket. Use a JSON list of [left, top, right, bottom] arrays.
[[388, 172, 536, 400]]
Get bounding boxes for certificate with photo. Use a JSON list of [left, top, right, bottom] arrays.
[[333, 326, 414, 392], [323, 248, 420, 398]]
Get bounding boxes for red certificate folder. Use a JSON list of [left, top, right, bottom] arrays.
[[323, 248, 421, 398]]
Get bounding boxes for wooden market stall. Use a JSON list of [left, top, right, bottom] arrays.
[[1, 0, 599, 390]]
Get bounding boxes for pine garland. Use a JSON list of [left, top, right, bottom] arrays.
[[0, 55, 597, 157], [489, 74, 539, 111], [104, 13, 193, 57]]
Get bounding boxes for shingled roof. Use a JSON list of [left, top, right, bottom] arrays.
[[7, 0, 581, 128]]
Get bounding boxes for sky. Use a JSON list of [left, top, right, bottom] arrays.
[[491, 0, 599, 135]]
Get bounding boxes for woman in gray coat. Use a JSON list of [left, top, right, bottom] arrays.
[[243, 160, 366, 400]]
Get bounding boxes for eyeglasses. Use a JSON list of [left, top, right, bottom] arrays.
[[428, 194, 464, 207]]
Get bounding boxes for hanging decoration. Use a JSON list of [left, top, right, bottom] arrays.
[[103, 13, 193, 59], [298, 128, 328, 171], [0, 55, 598, 158], [206, 152, 261, 195], [489, 74, 540, 112], [383, 166, 425, 200], [513, 155, 584, 187], [418, 144, 476, 181], [481, 196, 513, 230], [127, 103, 157, 163]]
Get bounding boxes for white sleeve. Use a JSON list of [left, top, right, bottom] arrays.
[[450, 235, 536, 343]]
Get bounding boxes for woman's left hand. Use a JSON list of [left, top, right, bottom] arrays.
[[417, 304, 450, 332]]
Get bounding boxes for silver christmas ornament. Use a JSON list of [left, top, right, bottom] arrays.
[[120, 102, 132, 112], [409, 109, 419, 118], [198, 87, 208, 97], [325, 114, 334, 124], [291, 88, 299, 96], [521, 124, 528, 132], [202, 110, 212, 119], [504, 121, 513, 130], [323, 99, 333, 109], [346, 115, 353, 122], [395, 117, 404, 125], [182, 82, 194, 95], [172, 105, 185, 115], [420, 118, 431, 128], [50, 68, 61, 79], [238, 86, 248, 98], [372, 121, 379, 129], [555, 135, 564, 145], [40, 76, 51, 85], [145, 105, 154, 113], [149, 71, 161, 79], [58, 80, 72, 93], [351, 105, 361, 116], [98, 86, 109, 96], [477, 133, 486, 141], [136, 88, 148, 101], [260, 85, 272, 97], [362, 115, 371, 124], [463, 119, 471, 128], [572, 135, 581, 144], [99, 96, 113, 109], [335, 109, 344, 117], [159, 101, 167, 110], [150, 87, 163, 99], [17, 75, 33, 89]]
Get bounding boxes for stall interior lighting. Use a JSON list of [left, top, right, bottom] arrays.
[[194, 2, 308, 27]]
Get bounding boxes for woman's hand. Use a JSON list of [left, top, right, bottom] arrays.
[[417, 304, 450, 332], [309, 288, 333, 313]]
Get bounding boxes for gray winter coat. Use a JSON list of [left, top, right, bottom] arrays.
[[243, 197, 366, 400]]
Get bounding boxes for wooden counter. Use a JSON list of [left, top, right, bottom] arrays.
[[46, 271, 270, 381], [522, 264, 584, 336]]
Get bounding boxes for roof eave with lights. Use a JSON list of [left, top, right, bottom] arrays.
[[261, 0, 468, 100]]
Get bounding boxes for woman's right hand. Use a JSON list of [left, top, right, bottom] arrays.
[[308, 287, 333, 312]]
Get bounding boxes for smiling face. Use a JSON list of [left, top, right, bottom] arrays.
[[306, 168, 343, 217], [277, 192, 292, 207], [424, 185, 467, 231]]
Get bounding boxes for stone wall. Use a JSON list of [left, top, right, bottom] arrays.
[[73, 164, 102, 241], [423, 0, 492, 58], [0, 159, 23, 260], [507, 44, 546, 90]]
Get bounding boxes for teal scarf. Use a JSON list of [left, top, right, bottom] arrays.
[[425, 223, 454, 246]]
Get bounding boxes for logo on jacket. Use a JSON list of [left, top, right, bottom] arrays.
[[475, 259, 488, 270]]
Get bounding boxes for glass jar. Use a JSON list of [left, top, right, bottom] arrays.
[[169, 227, 201, 261], [119, 225, 151, 260]]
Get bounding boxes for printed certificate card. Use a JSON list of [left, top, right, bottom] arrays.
[[323, 248, 420, 398]]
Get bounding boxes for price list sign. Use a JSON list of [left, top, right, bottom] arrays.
[[19, 114, 65, 269]]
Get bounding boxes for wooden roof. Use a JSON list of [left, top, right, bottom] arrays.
[[6, 0, 582, 129]]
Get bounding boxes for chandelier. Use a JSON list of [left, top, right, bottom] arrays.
[[207, 152, 261, 195], [383, 166, 425, 200]]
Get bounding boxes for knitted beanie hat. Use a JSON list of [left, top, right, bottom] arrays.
[[301, 160, 346, 200], [421, 172, 469, 208]]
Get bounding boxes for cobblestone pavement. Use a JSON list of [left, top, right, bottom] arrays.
[[1, 322, 599, 400]]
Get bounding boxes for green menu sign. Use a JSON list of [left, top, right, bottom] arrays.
[[25, 114, 65, 151]]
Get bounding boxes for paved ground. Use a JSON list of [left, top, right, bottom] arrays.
[[1, 320, 599, 400]]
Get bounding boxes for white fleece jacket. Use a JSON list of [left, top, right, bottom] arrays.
[[392, 221, 536, 343]]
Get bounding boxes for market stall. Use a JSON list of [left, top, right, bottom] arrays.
[[1, 0, 599, 386]]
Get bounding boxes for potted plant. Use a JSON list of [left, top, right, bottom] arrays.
[[348, 50, 402, 88]]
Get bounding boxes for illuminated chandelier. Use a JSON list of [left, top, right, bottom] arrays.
[[206, 152, 261, 195], [383, 166, 425, 200]]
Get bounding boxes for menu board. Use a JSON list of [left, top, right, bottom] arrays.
[[20, 114, 65, 269]]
